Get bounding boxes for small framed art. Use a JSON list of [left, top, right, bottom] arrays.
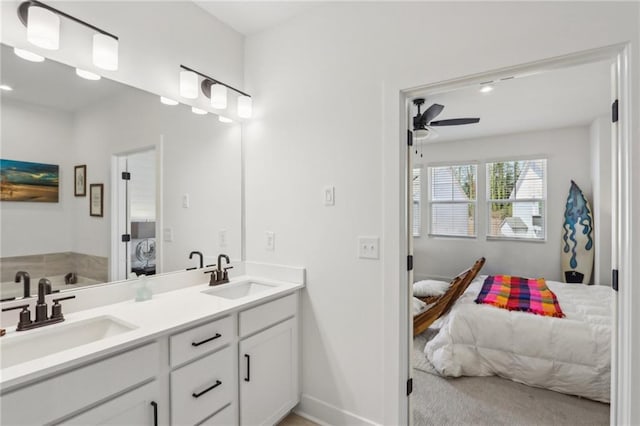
[[74, 165, 86, 196], [90, 183, 104, 217]]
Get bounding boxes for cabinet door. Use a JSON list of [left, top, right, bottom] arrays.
[[59, 381, 161, 426], [239, 318, 298, 426]]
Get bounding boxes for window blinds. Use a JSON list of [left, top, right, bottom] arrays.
[[428, 165, 477, 237]]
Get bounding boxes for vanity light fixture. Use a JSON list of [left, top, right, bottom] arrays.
[[191, 107, 208, 115], [18, 1, 119, 70], [76, 68, 101, 81], [14, 47, 45, 62], [218, 116, 233, 123], [160, 96, 179, 106], [180, 65, 252, 118], [180, 70, 199, 99], [0, 84, 13, 91]]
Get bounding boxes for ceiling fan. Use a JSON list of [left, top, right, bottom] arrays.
[[412, 98, 480, 140]]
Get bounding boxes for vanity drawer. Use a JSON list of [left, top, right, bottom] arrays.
[[170, 346, 233, 426], [200, 403, 237, 426], [170, 315, 232, 367], [1, 342, 159, 425], [239, 293, 297, 337]]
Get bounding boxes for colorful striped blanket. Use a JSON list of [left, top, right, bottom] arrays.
[[475, 275, 565, 318]]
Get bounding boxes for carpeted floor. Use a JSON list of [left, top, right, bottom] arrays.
[[412, 332, 610, 426]]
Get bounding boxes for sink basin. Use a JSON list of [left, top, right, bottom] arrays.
[[202, 282, 275, 300], [0, 316, 137, 369]]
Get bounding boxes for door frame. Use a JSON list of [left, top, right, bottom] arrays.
[[394, 43, 631, 425], [110, 141, 163, 281]]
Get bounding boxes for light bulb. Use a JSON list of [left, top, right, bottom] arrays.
[[237, 96, 252, 118], [160, 96, 178, 106], [210, 84, 227, 109], [93, 34, 119, 71], [180, 70, 198, 99], [27, 6, 60, 50], [191, 107, 207, 115], [76, 68, 101, 81], [14, 47, 45, 62]]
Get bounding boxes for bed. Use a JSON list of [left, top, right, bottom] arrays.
[[423, 275, 612, 402]]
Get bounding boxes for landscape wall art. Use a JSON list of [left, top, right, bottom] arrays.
[[0, 159, 59, 202]]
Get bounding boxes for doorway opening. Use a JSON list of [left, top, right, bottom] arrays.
[[111, 146, 159, 281], [400, 44, 630, 425]]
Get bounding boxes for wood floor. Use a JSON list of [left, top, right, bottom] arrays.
[[278, 413, 319, 426]]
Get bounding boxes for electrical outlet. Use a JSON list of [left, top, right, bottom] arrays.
[[182, 193, 190, 208], [265, 231, 275, 251], [219, 229, 227, 248], [324, 186, 335, 206], [358, 236, 379, 259]]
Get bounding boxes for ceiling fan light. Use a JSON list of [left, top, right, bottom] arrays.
[[180, 70, 199, 99], [14, 47, 45, 62], [210, 84, 227, 109], [27, 6, 60, 50], [414, 129, 430, 140], [237, 96, 252, 118], [93, 34, 119, 71]]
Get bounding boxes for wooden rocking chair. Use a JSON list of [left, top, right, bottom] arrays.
[[413, 257, 486, 336]]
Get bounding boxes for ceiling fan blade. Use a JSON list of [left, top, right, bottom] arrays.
[[420, 103, 444, 124], [430, 118, 480, 126]]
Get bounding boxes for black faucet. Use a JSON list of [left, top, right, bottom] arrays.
[[14, 271, 31, 298], [189, 251, 204, 269], [215, 254, 233, 285], [36, 278, 52, 323]]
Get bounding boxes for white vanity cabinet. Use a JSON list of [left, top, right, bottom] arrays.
[[239, 294, 299, 426]]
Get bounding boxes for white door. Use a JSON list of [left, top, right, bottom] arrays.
[[239, 318, 296, 426], [59, 381, 161, 425]]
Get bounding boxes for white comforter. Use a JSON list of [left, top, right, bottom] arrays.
[[425, 276, 612, 402]]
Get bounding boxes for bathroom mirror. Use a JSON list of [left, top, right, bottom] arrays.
[[0, 43, 242, 300]]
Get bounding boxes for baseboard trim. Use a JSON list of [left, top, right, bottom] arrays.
[[295, 394, 381, 426]]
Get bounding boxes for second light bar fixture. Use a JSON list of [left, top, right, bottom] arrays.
[[179, 65, 252, 119]]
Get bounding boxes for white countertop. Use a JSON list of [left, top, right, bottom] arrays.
[[0, 275, 303, 392]]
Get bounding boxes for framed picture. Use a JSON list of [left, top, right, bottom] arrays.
[[90, 183, 104, 217], [0, 159, 59, 202], [74, 165, 86, 196]]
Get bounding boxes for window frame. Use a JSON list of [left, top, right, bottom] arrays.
[[485, 157, 548, 242], [427, 162, 478, 239]]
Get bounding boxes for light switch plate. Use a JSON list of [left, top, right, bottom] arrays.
[[219, 229, 227, 248], [323, 186, 335, 206], [163, 227, 174, 242], [182, 193, 190, 208], [358, 236, 379, 259], [265, 231, 275, 251]]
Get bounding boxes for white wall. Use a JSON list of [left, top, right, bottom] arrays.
[[0, 0, 245, 118], [0, 99, 74, 257], [244, 2, 639, 424], [590, 114, 612, 286], [413, 126, 591, 282]]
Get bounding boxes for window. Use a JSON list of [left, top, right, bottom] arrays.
[[412, 168, 421, 237], [428, 164, 477, 237], [487, 159, 546, 240]]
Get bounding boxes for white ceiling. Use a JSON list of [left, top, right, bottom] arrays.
[[1, 44, 128, 113], [413, 60, 611, 143], [193, 1, 320, 35]]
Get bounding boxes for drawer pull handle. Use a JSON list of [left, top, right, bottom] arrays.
[[192, 380, 222, 398], [150, 401, 158, 426], [244, 354, 251, 382], [191, 333, 222, 347]]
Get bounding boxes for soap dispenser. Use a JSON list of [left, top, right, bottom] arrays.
[[134, 273, 153, 302]]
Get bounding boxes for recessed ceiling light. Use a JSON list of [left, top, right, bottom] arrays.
[[218, 116, 232, 123], [14, 47, 45, 62], [75, 68, 101, 81], [191, 107, 207, 115], [480, 84, 494, 93], [160, 96, 178, 106], [0, 84, 13, 91]]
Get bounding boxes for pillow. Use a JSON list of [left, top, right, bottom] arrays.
[[413, 279, 450, 297], [412, 297, 427, 316]]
